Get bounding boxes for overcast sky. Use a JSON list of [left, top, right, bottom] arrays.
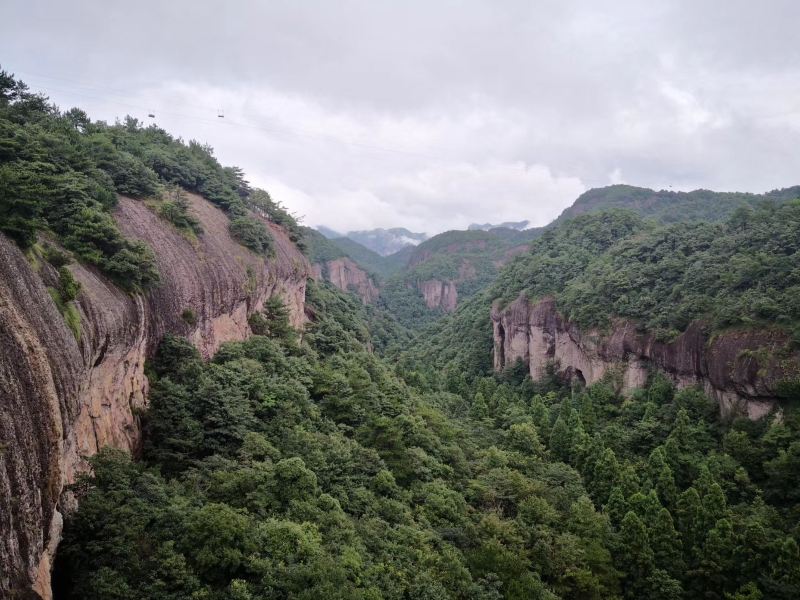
[[3, 1, 800, 234]]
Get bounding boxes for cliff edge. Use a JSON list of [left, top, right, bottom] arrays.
[[492, 295, 799, 419]]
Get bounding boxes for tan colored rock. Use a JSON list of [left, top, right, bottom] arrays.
[[313, 257, 379, 304], [419, 279, 458, 312], [0, 192, 311, 598], [492, 295, 799, 418]]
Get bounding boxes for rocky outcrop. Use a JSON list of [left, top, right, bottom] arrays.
[[419, 279, 459, 312], [312, 257, 379, 304], [0, 192, 311, 598], [492, 295, 799, 419], [416, 261, 477, 313]]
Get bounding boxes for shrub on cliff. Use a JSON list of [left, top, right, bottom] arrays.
[[158, 185, 203, 235], [229, 215, 274, 256]]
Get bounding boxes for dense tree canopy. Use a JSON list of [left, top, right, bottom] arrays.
[[58, 277, 800, 599]]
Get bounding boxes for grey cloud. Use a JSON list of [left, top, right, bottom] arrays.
[[2, 0, 799, 233]]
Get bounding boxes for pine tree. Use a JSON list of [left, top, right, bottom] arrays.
[[530, 394, 551, 439], [471, 392, 489, 419], [578, 391, 597, 433], [617, 511, 655, 599], [701, 482, 727, 532], [646, 447, 668, 484], [549, 415, 573, 463], [676, 487, 703, 566], [604, 485, 628, 526], [590, 448, 620, 505], [628, 489, 662, 524], [649, 508, 684, 579], [655, 463, 678, 510]]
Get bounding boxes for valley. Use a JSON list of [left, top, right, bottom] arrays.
[[1, 70, 800, 600]]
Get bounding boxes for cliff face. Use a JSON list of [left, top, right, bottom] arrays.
[[419, 279, 458, 312], [492, 295, 798, 419], [0, 193, 310, 599], [415, 260, 478, 313], [312, 257, 379, 304]]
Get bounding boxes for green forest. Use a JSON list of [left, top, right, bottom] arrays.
[[3, 69, 800, 599], [56, 278, 800, 599]]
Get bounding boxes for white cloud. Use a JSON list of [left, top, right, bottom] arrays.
[[3, 0, 800, 233]]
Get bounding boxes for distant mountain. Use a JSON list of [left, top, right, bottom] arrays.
[[468, 220, 529, 231], [343, 228, 428, 256], [380, 229, 535, 326], [314, 226, 427, 256], [554, 184, 800, 225], [327, 237, 409, 279], [316, 225, 343, 239], [304, 227, 413, 282]]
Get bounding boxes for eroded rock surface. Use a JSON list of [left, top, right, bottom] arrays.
[[312, 257, 379, 304], [0, 193, 310, 599], [416, 261, 478, 312], [492, 295, 798, 418], [419, 279, 459, 312]]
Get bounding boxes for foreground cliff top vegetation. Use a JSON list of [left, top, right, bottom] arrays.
[[58, 278, 800, 599], [0, 69, 302, 289]]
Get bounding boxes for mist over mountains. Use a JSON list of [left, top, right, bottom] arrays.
[[316, 226, 428, 256], [468, 220, 530, 231]]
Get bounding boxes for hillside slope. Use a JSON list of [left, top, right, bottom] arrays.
[[0, 192, 310, 598], [411, 205, 800, 417], [0, 71, 311, 598], [303, 227, 380, 304], [380, 228, 534, 326]]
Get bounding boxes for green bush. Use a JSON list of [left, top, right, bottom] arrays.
[[181, 308, 198, 326], [58, 266, 81, 302], [158, 186, 203, 235], [229, 216, 274, 255]]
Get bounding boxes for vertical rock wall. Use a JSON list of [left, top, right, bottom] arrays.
[[313, 257, 379, 304], [0, 193, 311, 598], [492, 295, 797, 419]]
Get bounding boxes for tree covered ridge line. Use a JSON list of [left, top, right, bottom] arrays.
[[555, 183, 800, 226], [56, 279, 800, 599], [0, 69, 304, 290], [487, 202, 800, 344]]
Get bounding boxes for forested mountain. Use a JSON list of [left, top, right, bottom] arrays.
[[378, 228, 534, 327], [320, 183, 800, 324], [3, 71, 800, 600], [305, 229, 409, 281], [555, 184, 800, 225]]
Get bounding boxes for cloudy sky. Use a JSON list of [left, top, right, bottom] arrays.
[[3, 1, 800, 234]]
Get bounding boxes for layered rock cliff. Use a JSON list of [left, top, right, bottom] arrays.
[[0, 192, 310, 599], [492, 295, 799, 419], [414, 260, 478, 312], [418, 279, 459, 312], [311, 257, 379, 304]]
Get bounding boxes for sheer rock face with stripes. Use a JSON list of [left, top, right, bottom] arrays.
[[0, 192, 310, 599], [492, 294, 798, 420]]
